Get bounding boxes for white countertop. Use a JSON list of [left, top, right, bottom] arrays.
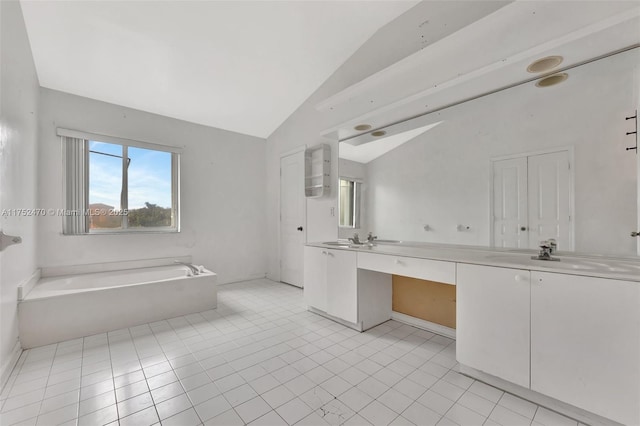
[[307, 241, 640, 282]]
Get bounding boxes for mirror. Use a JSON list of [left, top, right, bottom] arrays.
[[339, 48, 639, 257]]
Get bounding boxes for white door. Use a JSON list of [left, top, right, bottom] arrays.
[[280, 151, 306, 287], [492, 157, 528, 248], [492, 150, 572, 251], [456, 264, 531, 388], [528, 151, 572, 251]]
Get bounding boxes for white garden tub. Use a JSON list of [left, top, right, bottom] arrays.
[[18, 264, 216, 348]]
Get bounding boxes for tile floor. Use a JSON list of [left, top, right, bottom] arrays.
[[0, 279, 584, 426]]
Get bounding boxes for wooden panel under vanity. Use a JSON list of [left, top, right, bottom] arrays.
[[392, 275, 456, 329]]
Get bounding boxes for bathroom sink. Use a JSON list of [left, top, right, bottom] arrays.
[[322, 241, 352, 247], [485, 254, 639, 274]]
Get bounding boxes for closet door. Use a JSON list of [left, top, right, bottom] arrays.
[[492, 157, 528, 248], [527, 151, 572, 251]]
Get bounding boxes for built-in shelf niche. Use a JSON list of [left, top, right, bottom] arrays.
[[305, 144, 331, 198]]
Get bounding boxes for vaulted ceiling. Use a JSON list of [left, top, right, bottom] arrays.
[[20, 0, 426, 138]]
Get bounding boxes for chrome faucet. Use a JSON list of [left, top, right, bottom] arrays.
[[366, 232, 377, 243], [532, 240, 560, 261], [348, 233, 362, 245], [174, 260, 201, 275]]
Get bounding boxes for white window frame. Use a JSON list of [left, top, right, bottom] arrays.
[[59, 128, 181, 235]]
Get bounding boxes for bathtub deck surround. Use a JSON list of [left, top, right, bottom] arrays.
[[1, 279, 574, 426], [17, 258, 217, 348]]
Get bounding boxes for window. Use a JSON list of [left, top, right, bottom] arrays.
[[60, 129, 180, 234], [339, 178, 361, 228]]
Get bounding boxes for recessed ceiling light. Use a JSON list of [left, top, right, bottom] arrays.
[[354, 124, 372, 131], [535, 73, 568, 88], [371, 130, 387, 137], [527, 56, 563, 73]]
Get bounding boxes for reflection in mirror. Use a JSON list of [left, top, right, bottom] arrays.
[[339, 178, 361, 229], [339, 48, 639, 257]]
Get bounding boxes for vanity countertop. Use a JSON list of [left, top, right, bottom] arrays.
[[307, 241, 640, 282]]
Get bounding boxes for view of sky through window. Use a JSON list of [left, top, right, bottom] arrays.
[[89, 141, 172, 210]]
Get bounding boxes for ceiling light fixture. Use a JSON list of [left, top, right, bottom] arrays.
[[527, 56, 563, 73], [535, 73, 568, 88], [371, 130, 387, 137], [354, 124, 372, 131]]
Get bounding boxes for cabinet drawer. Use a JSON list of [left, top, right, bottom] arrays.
[[357, 252, 455, 284]]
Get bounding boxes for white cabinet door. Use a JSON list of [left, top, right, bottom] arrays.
[[457, 264, 530, 388], [531, 272, 640, 425], [326, 249, 358, 324], [303, 247, 327, 312]]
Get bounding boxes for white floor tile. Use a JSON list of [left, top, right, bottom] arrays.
[[119, 405, 159, 426], [533, 407, 578, 426], [34, 402, 78, 426], [151, 381, 185, 405], [78, 390, 116, 417], [247, 409, 287, 426], [456, 390, 495, 417], [497, 393, 537, 419], [359, 400, 398, 426], [195, 394, 232, 422], [377, 389, 413, 414], [338, 387, 374, 413], [78, 404, 118, 426], [416, 390, 455, 416], [223, 383, 258, 407], [276, 397, 313, 425], [444, 403, 486, 425], [156, 393, 192, 420], [249, 373, 280, 394], [356, 377, 388, 399], [12, 280, 577, 426], [186, 382, 221, 406], [401, 402, 441, 426], [117, 391, 154, 418], [235, 396, 272, 424]]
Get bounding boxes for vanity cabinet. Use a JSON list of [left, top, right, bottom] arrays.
[[303, 246, 357, 323], [456, 264, 530, 388], [530, 272, 640, 425], [457, 263, 640, 425]]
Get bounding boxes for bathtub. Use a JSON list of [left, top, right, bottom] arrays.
[[18, 263, 216, 348]]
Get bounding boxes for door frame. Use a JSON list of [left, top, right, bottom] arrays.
[[490, 146, 575, 250], [279, 146, 307, 284]]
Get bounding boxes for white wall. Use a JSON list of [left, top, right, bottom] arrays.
[[38, 89, 267, 284], [364, 49, 638, 256], [0, 1, 40, 385], [266, 1, 510, 280]]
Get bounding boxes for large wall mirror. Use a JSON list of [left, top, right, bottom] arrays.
[[338, 48, 639, 257]]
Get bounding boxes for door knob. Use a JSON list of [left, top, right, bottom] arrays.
[[520, 226, 527, 231], [297, 226, 303, 231], [632, 231, 639, 237]]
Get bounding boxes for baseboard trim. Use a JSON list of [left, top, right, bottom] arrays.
[[1, 340, 22, 394], [458, 364, 623, 426], [391, 311, 456, 339]]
